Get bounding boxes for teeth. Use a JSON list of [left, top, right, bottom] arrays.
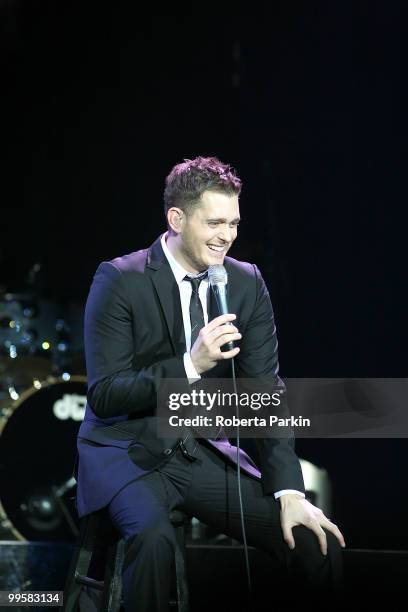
[[208, 245, 224, 252]]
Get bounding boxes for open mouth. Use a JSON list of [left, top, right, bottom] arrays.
[[207, 244, 225, 254]]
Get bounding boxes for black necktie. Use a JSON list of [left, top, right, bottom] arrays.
[[184, 272, 207, 349], [178, 272, 208, 459], [184, 273, 227, 443]]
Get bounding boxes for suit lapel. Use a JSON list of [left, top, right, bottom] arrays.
[[146, 236, 185, 356]]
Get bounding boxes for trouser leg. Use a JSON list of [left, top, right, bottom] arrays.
[[107, 470, 184, 612], [108, 442, 343, 610], [180, 441, 343, 607]]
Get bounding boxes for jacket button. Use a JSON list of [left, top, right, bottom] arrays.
[[163, 448, 172, 456]]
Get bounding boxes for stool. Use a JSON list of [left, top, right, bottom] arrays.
[[63, 508, 190, 612]]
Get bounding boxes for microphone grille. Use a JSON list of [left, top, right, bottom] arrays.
[[208, 264, 228, 286]]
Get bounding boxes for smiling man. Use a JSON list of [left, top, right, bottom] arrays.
[[76, 156, 345, 611]]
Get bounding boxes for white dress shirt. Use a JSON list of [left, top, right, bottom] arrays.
[[160, 233, 304, 501]]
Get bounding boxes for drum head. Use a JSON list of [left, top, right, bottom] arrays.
[[0, 377, 86, 541]]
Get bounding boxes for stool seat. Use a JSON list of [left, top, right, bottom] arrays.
[[63, 508, 190, 612]]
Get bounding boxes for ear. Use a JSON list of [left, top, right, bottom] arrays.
[[167, 207, 184, 234]]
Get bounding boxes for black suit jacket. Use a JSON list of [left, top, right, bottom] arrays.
[[76, 235, 305, 517]]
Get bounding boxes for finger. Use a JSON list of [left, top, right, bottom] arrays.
[[281, 523, 295, 551], [219, 346, 240, 359], [321, 519, 346, 548], [208, 324, 239, 342], [214, 331, 242, 348], [206, 314, 237, 332], [310, 523, 328, 555]]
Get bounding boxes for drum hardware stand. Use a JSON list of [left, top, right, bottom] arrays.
[[50, 477, 79, 538], [0, 514, 15, 536]]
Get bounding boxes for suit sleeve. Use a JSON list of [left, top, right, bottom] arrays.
[[85, 262, 188, 419], [236, 264, 305, 495]]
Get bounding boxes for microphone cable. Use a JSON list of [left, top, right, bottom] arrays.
[[230, 356, 254, 612], [208, 264, 254, 611]]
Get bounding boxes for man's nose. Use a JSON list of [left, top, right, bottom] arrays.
[[217, 227, 233, 243]]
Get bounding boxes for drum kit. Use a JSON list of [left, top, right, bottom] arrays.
[[0, 286, 242, 546], [0, 291, 86, 542]]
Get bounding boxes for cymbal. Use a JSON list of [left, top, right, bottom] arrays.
[[0, 293, 36, 302], [0, 356, 54, 388]]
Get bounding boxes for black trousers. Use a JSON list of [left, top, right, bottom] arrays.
[[108, 441, 343, 612]]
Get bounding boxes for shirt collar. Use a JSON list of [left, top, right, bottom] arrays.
[[161, 232, 208, 285]]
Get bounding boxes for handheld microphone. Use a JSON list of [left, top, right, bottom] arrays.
[[208, 264, 234, 351]]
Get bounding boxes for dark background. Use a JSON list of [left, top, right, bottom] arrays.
[[2, 2, 407, 549]]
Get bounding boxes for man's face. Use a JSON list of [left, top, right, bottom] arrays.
[[175, 190, 240, 273]]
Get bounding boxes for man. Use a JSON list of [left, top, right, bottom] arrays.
[[77, 156, 345, 611]]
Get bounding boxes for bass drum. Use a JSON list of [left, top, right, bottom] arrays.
[[0, 376, 87, 541]]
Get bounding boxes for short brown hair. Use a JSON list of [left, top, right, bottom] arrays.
[[164, 156, 242, 219]]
